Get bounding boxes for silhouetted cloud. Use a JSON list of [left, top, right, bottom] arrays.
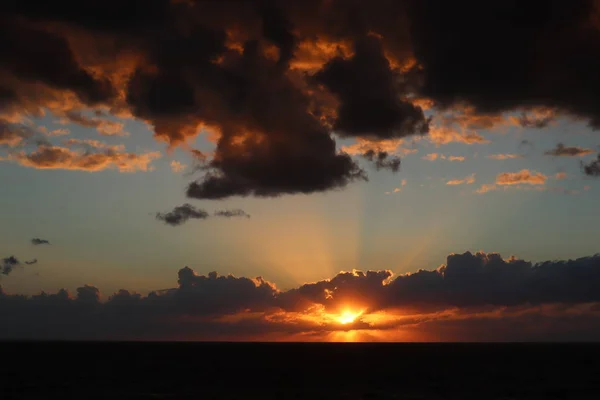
[[2, 252, 600, 340], [361, 150, 401, 172], [582, 154, 600, 177], [313, 35, 429, 139], [1, 256, 19, 276], [2, 0, 600, 195], [545, 143, 594, 157], [156, 204, 209, 226], [31, 238, 50, 246], [214, 209, 251, 219], [409, 1, 600, 126]]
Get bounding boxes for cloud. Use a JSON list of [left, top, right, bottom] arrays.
[[545, 143, 595, 157], [487, 154, 522, 160], [156, 204, 209, 226], [409, 1, 600, 127], [422, 153, 439, 161], [475, 184, 499, 194], [496, 170, 547, 186], [422, 153, 464, 162], [555, 172, 567, 180], [214, 209, 251, 219], [48, 128, 70, 137], [1, 256, 20, 276], [361, 150, 401, 172], [583, 154, 600, 177], [446, 174, 475, 186], [2, 0, 600, 198], [2, 144, 160, 172], [170, 160, 186, 173], [31, 238, 50, 246], [0, 120, 34, 147], [64, 138, 125, 152], [3, 252, 600, 340], [60, 112, 128, 137], [384, 179, 407, 195], [427, 125, 490, 146], [313, 35, 429, 139], [341, 138, 418, 157]]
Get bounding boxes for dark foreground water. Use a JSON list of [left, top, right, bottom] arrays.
[[2, 342, 600, 399]]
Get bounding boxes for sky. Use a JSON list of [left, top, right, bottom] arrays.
[[1, 0, 600, 341]]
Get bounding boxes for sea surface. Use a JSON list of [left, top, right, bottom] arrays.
[[2, 342, 600, 399]]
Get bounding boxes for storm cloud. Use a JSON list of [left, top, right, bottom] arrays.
[[3, 251, 600, 340]]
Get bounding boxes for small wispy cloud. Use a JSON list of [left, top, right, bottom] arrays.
[[545, 143, 594, 157], [487, 153, 522, 160], [446, 173, 475, 186], [170, 160, 186, 173], [385, 179, 407, 195]]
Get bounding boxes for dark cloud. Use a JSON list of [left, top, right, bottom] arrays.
[[31, 238, 50, 246], [409, 0, 600, 126], [156, 204, 209, 226], [313, 35, 429, 139], [545, 143, 595, 157], [362, 150, 401, 172], [214, 209, 251, 218], [517, 111, 555, 129], [0, 19, 114, 108], [583, 154, 600, 176], [3, 0, 600, 196], [1, 256, 19, 276], [3, 252, 600, 340]]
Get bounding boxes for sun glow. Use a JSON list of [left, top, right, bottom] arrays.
[[336, 309, 363, 325]]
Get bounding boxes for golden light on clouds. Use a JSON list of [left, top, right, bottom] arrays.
[[335, 309, 364, 325]]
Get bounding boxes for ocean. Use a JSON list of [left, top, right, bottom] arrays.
[[2, 342, 599, 399]]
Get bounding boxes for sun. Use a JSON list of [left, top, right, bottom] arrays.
[[336, 309, 363, 325]]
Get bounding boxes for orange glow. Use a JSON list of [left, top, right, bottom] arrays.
[[336, 309, 363, 325]]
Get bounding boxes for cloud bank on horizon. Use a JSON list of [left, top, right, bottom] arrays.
[[0, 0, 599, 201], [2, 251, 600, 341]]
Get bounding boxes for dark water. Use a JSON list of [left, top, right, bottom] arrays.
[[2, 342, 600, 399]]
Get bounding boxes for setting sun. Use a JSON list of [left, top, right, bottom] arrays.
[[336, 310, 363, 325]]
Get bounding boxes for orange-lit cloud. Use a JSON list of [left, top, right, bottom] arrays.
[[496, 169, 547, 186], [555, 172, 567, 180], [422, 153, 439, 161], [59, 113, 129, 137], [427, 125, 490, 145], [341, 138, 417, 156], [3, 144, 160, 172], [422, 153, 465, 162], [170, 160, 187, 173], [446, 173, 475, 186], [487, 153, 522, 160], [385, 179, 407, 194], [290, 38, 353, 71]]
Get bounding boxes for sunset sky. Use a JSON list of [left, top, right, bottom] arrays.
[[2, 0, 600, 341]]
